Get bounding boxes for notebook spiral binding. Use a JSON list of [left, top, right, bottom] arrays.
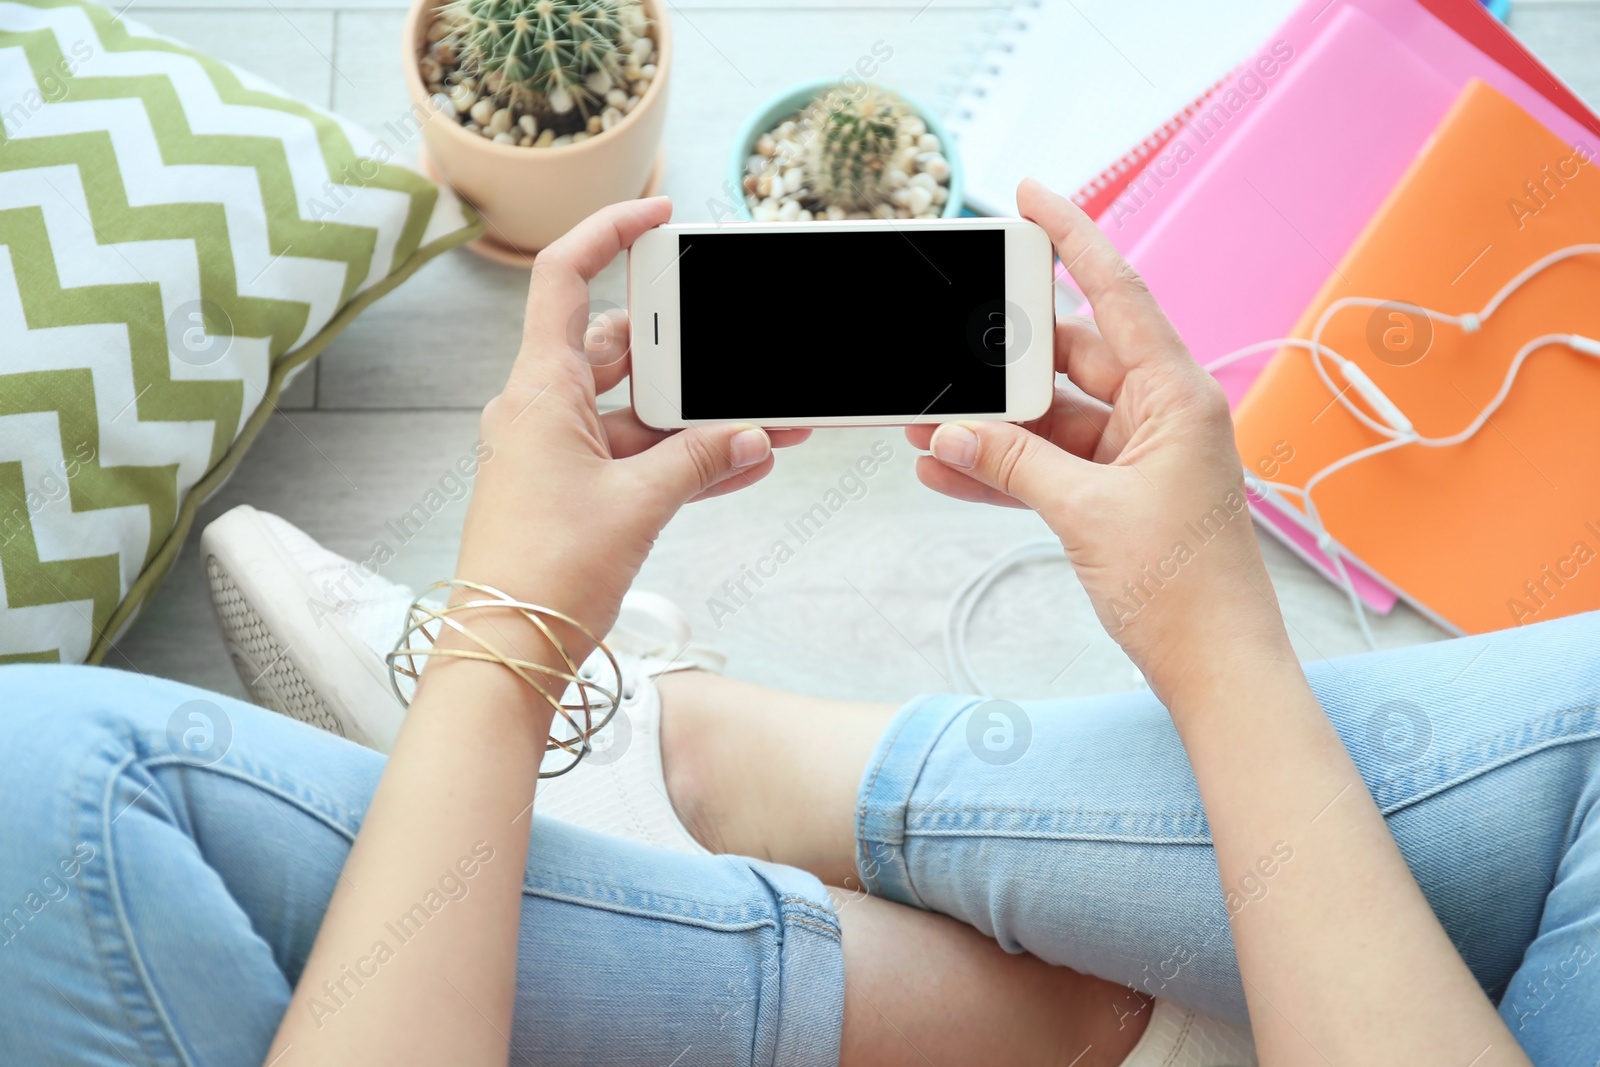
[[937, 0, 1232, 219]]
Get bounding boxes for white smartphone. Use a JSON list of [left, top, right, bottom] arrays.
[[627, 218, 1056, 429]]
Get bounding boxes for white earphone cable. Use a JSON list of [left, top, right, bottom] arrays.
[[944, 244, 1600, 678]]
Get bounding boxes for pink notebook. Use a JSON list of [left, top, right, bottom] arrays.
[[1103, 2, 1594, 385], [1070, 0, 1596, 612]]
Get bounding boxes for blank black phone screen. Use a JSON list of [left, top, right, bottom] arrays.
[[673, 228, 1009, 419]]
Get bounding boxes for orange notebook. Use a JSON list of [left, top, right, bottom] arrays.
[[1233, 79, 1600, 635]]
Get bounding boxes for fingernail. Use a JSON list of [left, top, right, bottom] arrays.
[[930, 424, 978, 469], [730, 427, 770, 468]]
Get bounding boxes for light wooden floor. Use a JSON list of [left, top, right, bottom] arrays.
[[111, 1, 1600, 703]]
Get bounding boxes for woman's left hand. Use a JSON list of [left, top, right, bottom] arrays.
[[453, 196, 808, 643]]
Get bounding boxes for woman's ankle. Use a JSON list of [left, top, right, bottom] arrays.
[[657, 671, 770, 859], [655, 671, 897, 883]]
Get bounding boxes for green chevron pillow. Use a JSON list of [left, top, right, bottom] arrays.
[[0, 0, 481, 664]]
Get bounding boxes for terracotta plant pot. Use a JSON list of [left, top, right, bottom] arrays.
[[402, 0, 672, 261]]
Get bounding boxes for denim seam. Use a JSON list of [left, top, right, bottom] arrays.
[[1371, 705, 1600, 815], [519, 854, 809, 926], [854, 698, 931, 853], [82, 740, 372, 1067], [899, 707, 1600, 839], [903, 830, 1214, 845], [910, 806, 1207, 816], [778, 896, 841, 934], [856, 696, 975, 902], [138, 751, 363, 843], [786, 916, 843, 942], [515, 882, 784, 934], [83, 748, 190, 1067]]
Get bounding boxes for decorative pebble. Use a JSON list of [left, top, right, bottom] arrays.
[[586, 114, 602, 134], [586, 69, 613, 95], [448, 83, 477, 114], [625, 94, 641, 113], [741, 97, 953, 221], [487, 107, 513, 136], [606, 88, 628, 108], [552, 134, 573, 146], [548, 85, 575, 114], [572, 131, 590, 143], [429, 92, 456, 120], [536, 129, 555, 147], [519, 114, 537, 138], [600, 107, 623, 131], [493, 132, 515, 144]]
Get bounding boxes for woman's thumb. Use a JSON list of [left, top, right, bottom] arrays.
[[641, 423, 771, 503], [928, 421, 1077, 508]]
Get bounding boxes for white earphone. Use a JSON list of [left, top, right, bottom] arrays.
[[946, 244, 1600, 692]]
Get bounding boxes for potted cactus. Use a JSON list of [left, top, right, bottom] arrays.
[[729, 80, 961, 222], [403, 0, 671, 259]]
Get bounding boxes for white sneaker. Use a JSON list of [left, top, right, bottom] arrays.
[[201, 506, 723, 853], [1119, 999, 1256, 1066], [202, 505, 413, 750]]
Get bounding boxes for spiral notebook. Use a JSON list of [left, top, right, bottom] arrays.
[[945, 0, 1300, 217]]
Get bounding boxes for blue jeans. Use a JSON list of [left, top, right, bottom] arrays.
[[2, 611, 1597, 1065], [858, 611, 1600, 1064], [0, 665, 842, 1066]]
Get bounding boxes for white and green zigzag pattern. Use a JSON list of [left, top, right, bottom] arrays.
[[0, 0, 480, 665]]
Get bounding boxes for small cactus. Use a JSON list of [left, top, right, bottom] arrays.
[[441, 0, 641, 116], [803, 87, 913, 211]]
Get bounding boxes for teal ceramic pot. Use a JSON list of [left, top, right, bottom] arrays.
[[726, 78, 964, 220]]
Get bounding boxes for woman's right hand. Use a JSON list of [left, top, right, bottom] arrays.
[[910, 179, 1293, 698]]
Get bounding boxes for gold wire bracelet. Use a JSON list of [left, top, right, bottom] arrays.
[[385, 579, 621, 778]]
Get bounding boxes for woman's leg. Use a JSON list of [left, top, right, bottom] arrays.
[[661, 610, 1600, 1063], [0, 664, 1144, 1067]]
